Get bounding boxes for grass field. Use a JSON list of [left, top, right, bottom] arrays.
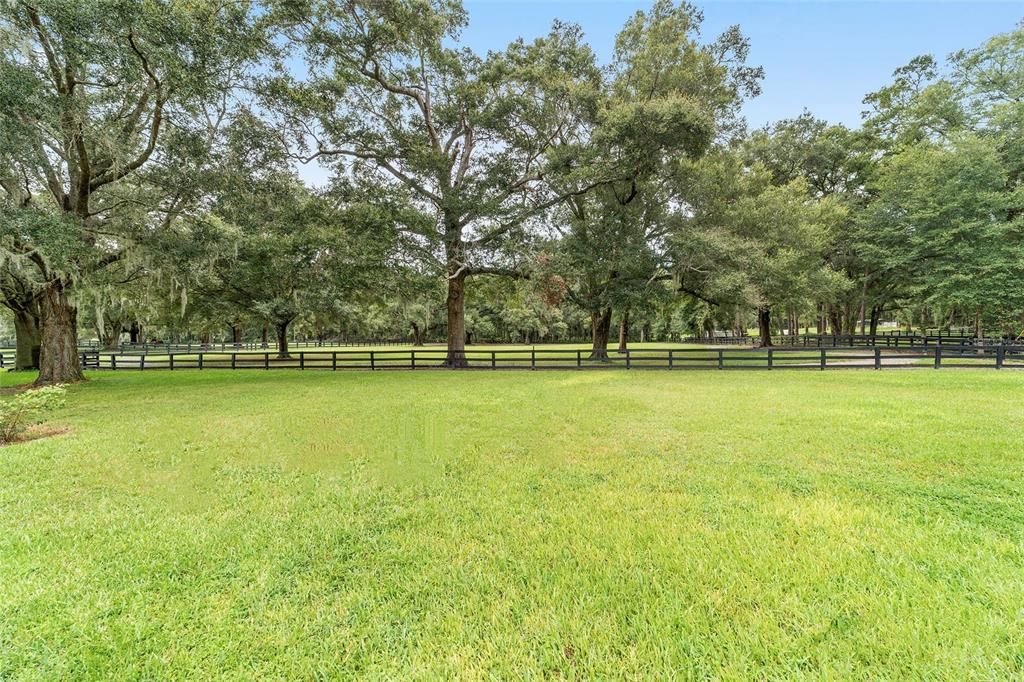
[[2, 370, 1023, 678]]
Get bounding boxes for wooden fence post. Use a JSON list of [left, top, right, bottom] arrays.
[[491, 351, 496, 370], [996, 345, 1005, 370], [370, 351, 375, 370], [576, 350, 582, 369], [530, 348, 536, 370], [111, 354, 117, 371], [300, 352, 305, 370], [169, 354, 174, 371], [934, 346, 942, 369], [411, 350, 416, 370], [625, 349, 631, 369], [718, 349, 724, 369], [231, 354, 236, 370], [332, 352, 337, 371], [820, 348, 826, 370], [139, 355, 145, 371], [874, 347, 881, 370], [198, 353, 203, 370], [668, 349, 673, 370]]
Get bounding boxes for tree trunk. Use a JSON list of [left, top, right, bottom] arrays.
[[757, 306, 773, 347], [36, 280, 84, 385], [100, 321, 122, 351], [829, 308, 843, 336], [589, 307, 612, 360], [230, 323, 242, 344], [618, 308, 630, 353], [129, 321, 140, 344], [858, 280, 868, 334], [411, 322, 424, 346], [261, 325, 269, 348], [445, 270, 468, 367], [276, 320, 291, 359], [14, 308, 42, 371], [869, 305, 882, 336]]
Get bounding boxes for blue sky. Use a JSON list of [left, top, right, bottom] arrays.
[[299, 1, 1023, 184], [462, 0, 1023, 129]]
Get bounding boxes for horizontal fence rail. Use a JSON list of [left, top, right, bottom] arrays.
[[63, 344, 1024, 372], [668, 332, 1014, 347]]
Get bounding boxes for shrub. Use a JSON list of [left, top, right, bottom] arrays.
[[0, 385, 67, 444]]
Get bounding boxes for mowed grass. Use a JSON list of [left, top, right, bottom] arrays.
[[1, 370, 1023, 678]]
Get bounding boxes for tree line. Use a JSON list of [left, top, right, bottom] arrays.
[[2, 0, 1022, 382]]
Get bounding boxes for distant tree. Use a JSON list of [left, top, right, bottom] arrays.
[[275, 0, 604, 365], [552, 0, 761, 359], [677, 151, 848, 346]]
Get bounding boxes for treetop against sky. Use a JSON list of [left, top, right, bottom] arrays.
[[298, 0, 1024, 186]]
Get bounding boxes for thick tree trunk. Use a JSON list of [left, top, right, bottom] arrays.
[[589, 307, 612, 360], [829, 308, 843, 336], [445, 270, 468, 367], [411, 322, 424, 346], [276, 320, 291, 359], [14, 309, 41, 371], [869, 305, 882, 336], [261, 325, 269, 348], [618, 309, 630, 353], [36, 280, 84, 385], [100, 323, 122, 351], [757, 306, 773, 347], [230, 323, 242, 345], [129, 321, 140, 344]]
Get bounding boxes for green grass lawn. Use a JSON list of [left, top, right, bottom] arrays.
[[2, 370, 1023, 678]]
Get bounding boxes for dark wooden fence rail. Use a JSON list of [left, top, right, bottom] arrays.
[[681, 332, 1012, 347], [68, 344, 1024, 372]]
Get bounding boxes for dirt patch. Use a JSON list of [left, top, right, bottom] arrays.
[[0, 425, 71, 447]]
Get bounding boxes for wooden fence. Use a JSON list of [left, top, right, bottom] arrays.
[[683, 332, 1009, 347], [66, 344, 1024, 372]]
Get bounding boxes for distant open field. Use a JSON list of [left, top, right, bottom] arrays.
[[2, 370, 1023, 677]]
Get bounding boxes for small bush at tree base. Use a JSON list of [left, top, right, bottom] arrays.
[[0, 385, 67, 444]]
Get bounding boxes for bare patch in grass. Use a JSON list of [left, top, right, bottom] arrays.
[[0, 424, 71, 447]]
